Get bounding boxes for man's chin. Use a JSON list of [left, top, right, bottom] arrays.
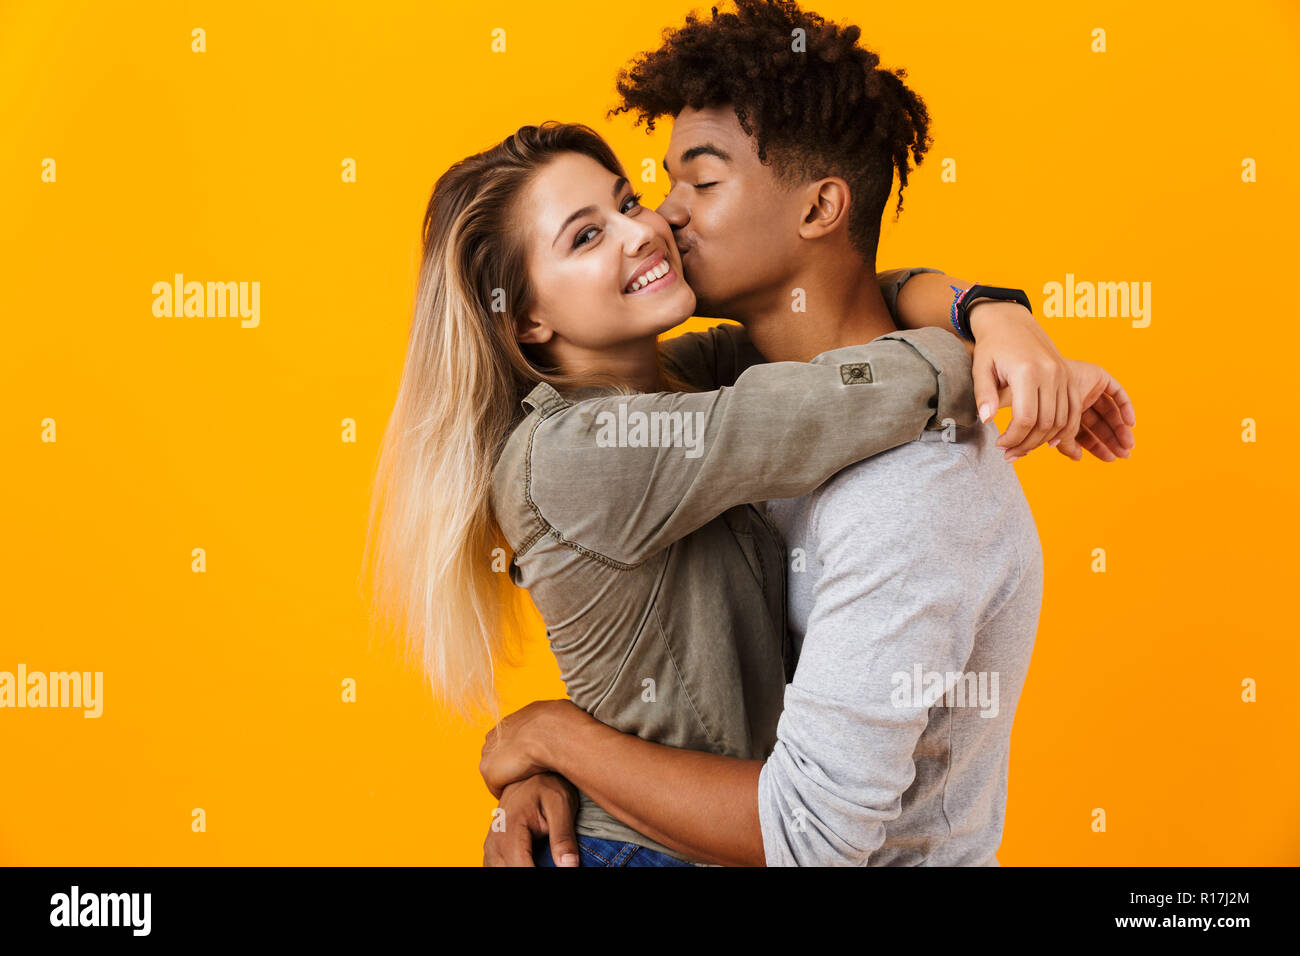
[[688, 295, 733, 322], [683, 264, 740, 320], [681, 278, 722, 319]]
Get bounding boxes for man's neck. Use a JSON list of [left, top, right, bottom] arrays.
[[739, 255, 898, 364]]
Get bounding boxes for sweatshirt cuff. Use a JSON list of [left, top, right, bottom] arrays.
[[877, 326, 978, 429]]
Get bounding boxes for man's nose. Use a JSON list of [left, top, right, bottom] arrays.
[[655, 187, 688, 229]]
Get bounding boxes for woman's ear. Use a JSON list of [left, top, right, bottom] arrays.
[[514, 311, 554, 346]]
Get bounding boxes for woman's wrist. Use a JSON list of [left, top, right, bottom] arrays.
[[968, 299, 1034, 340]]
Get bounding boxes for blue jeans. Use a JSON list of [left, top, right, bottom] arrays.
[[533, 834, 696, 867]]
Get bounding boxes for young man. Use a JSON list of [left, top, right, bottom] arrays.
[[479, 0, 1134, 866]]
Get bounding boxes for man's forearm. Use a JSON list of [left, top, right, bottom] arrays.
[[539, 710, 766, 867]]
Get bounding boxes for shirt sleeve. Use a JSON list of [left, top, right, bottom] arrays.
[[658, 268, 946, 390], [876, 266, 946, 323], [755, 445, 984, 866], [527, 326, 976, 566]]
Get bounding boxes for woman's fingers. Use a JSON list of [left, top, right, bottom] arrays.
[[996, 374, 1038, 451], [1002, 375, 1056, 459], [987, 363, 1135, 462], [1105, 376, 1137, 427], [1055, 435, 1085, 460], [1003, 377, 1045, 460], [972, 350, 1001, 424], [1093, 389, 1136, 451], [1081, 405, 1127, 459], [1077, 417, 1117, 462], [1047, 376, 1073, 449]]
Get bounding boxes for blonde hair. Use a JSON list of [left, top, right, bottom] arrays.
[[361, 123, 678, 718]]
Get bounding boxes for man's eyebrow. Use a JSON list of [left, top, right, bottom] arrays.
[[663, 143, 732, 174], [552, 176, 630, 247]]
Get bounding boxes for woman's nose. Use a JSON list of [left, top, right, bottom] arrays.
[[621, 215, 658, 256]]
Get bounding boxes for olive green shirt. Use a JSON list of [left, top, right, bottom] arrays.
[[489, 274, 978, 862]]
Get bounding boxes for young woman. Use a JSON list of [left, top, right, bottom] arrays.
[[362, 122, 1129, 867]]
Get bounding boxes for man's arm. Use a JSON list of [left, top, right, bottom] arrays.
[[481, 699, 766, 866], [481, 438, 1002, 866], [483, 773, 582, 867]]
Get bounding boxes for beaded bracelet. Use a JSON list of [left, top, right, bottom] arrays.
[[949, 283, 979, 342]]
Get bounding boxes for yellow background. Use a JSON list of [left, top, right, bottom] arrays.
[[2, 0, 1297, 865]]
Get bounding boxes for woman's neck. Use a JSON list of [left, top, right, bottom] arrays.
[[545, 335, 665, 392]]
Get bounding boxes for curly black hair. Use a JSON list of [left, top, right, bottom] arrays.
[[610, 0, 931, 258]]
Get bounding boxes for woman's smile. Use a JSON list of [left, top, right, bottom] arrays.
[[622, 249, 679, 296]]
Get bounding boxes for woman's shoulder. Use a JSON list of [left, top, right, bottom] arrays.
[[490, 381, 606, 513], [490, 398, 550, 549], [492, 397, 543, 492]]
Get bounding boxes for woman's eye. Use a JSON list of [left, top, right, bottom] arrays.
[[574, 192, 645, 248], [694, 182, 719, 190]]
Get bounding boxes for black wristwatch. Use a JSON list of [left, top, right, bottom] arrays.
[[955, 285, 1032, 341]]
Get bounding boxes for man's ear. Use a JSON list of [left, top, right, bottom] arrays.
[[797, 177, 851, 240], [514, 311, 554, 346]]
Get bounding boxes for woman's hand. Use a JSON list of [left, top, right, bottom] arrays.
[[1053, 359, 1136, 461], [969, 303, 1137, 462], [969, 302, 1077, 460], [479, 698, 582, 799]]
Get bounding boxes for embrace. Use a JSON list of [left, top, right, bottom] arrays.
[[364, 0, 1136, 867]]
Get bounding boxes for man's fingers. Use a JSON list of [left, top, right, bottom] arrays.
[[483, 823, 517, 867], [540, 790, 581, 868], [502, 814, 538, 867]]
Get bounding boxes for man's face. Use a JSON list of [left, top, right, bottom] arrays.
[[656, 106, 804, 320]]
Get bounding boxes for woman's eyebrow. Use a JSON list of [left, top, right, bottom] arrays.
[[552, 177, 630, 247]]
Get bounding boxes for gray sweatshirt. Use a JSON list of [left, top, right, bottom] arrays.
[[760, 418, 1043, 866]]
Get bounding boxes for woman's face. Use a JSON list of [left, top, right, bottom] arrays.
[[516, 151, 696, 352]]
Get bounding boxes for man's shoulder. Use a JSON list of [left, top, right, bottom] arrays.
[[807, 423, 1026, 542], [818, 424, 990, 497]]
